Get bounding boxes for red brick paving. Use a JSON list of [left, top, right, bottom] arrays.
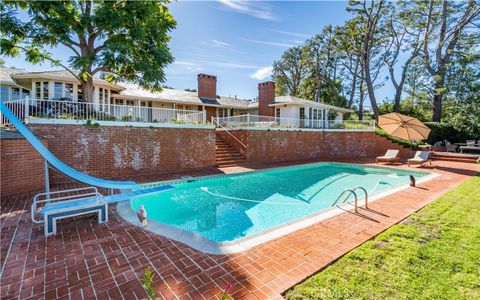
[[1, 160, 478, 299]]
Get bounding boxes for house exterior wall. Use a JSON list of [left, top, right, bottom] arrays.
[[27, 124, 216, 184], [217, 129, 410, 163], [1, 136, 48, 196]]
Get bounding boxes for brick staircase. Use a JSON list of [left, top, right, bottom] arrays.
[[430, 151, 479, 163], [215, 136, 247, 167]]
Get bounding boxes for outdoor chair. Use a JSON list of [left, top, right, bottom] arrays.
[[407, 151, 432, 167], [444, 140, 457, 153], [375, 149, 400, 164]]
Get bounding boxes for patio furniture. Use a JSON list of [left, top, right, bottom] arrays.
[[32, 187, 108, 237], [444, 140, 457, 153], [375, 149, 400, 164], [466, 140, 476, 146], [407, 151, 432, 167], [460, 145, 480, 154]]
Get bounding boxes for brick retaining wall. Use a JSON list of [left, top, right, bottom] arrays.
[[28, 124, 216, 183], [1, 135, 48, 197], [217, 129, 410, 163]]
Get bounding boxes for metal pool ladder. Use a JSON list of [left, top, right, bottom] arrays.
[[331, 187, 368, 213]]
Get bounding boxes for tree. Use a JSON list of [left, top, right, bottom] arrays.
[[1, 1, 176, 102], [272, 46, 310, 97], [418, 0, 480, 121], [346, 0, 389, 119], [383, 3, 422, 112]]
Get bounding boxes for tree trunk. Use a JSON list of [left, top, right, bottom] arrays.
[[82, 77, 94, 103], [432, 80, 444, 122], [348, 59, 359, 109], [358, 80, 365, 121], [393, 86, 402, 112], [364, 58, 380, 119]]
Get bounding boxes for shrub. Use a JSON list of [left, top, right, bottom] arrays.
[[376, 128, 426, 149], [425, 122, 475, 144]]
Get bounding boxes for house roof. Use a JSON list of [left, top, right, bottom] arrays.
[[1, 67, 259, 109], [5, 68, 124, 91], [270, 95, 353, 113], [116, 82, 258, 109], [0, 67, 26, 86]]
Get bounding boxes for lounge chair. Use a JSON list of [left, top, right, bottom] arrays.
[[376, 149, 400, 164], [407, 151, 432, 167], [466, 140, 476, 146], [444, 140, 457, 153], [31, 187, 108, 237]]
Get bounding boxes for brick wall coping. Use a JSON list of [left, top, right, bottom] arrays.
[[28, 118, 215, 130], [0, 129, 45, 140], [216, 127, 375, 132]]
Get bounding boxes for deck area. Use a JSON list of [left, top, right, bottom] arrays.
[[1, 160, 478, 299]]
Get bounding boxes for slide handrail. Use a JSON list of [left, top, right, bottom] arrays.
[[1, 101, 140, 190]]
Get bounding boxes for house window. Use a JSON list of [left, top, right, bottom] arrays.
[[11, 88, 20, 100], [276, 108, 281, 118], [54, 82, 63, 99], [299, 107, 305, 119], [65, 83, 73, 100], [126, 100, 135, 106], [217, 108, 229, 118], [42, 82, 49, 99], [0, 85, 9, 102], [114, 99, 123, 105], [35, 82, 41, 99], [98, 87, 104, 109]]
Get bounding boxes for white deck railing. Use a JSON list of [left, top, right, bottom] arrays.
[[214, 114, 375, 130], [1, 99, 207, 126]]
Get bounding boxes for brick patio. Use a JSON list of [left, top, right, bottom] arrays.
[[1, 160, 478, 299]]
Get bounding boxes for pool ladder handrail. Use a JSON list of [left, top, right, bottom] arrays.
[[331, 186, 368, 213]]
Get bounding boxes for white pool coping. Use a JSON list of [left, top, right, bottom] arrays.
[[117, 165, 440, 255]]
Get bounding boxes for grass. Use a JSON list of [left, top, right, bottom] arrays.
[[285, 175, 480, 300]]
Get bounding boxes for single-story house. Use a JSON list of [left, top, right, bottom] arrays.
[[1, 67, 352, 124]]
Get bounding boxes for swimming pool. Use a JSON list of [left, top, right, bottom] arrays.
[[119, 162, 434, 254]]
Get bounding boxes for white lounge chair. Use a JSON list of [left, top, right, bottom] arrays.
[[31, 187, 108, 237], [376, 149, 400, 164], [407, 151, 432, 167]]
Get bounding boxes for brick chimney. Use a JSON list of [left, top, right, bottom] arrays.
[[197, 74, 217, 98], [258, 81, 275, 116]]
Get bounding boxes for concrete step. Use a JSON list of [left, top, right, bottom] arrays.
[[215, 153, 245, 159]]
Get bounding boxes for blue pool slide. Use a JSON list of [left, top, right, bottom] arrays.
[[1, 102, 172, 192]]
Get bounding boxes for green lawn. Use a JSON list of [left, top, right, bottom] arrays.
[[286, 175, 480, 300]]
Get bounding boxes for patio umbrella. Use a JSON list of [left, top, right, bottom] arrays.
[[378, 113, 431, 143]]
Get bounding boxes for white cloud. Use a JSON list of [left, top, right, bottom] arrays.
[[173, 60, 198, 67], [218, 0, 276, 20], [272, 30, 311, 38], [245, 39, 294, 48], [214, 61, 258, 69], [211, 39, 231, 48], [250, 66, 273, 80]]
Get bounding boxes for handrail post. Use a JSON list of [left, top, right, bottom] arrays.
[[353, 192, 358, 213], [24, 97, 29, 124]]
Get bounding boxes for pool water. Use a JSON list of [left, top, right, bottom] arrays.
[[131, 163, 427, 243]]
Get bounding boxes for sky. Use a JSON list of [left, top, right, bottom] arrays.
[[2, 1, 392, 104]]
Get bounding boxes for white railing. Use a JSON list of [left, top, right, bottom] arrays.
[[214, 114, 375, 131], [1, 98, 207, 126]]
